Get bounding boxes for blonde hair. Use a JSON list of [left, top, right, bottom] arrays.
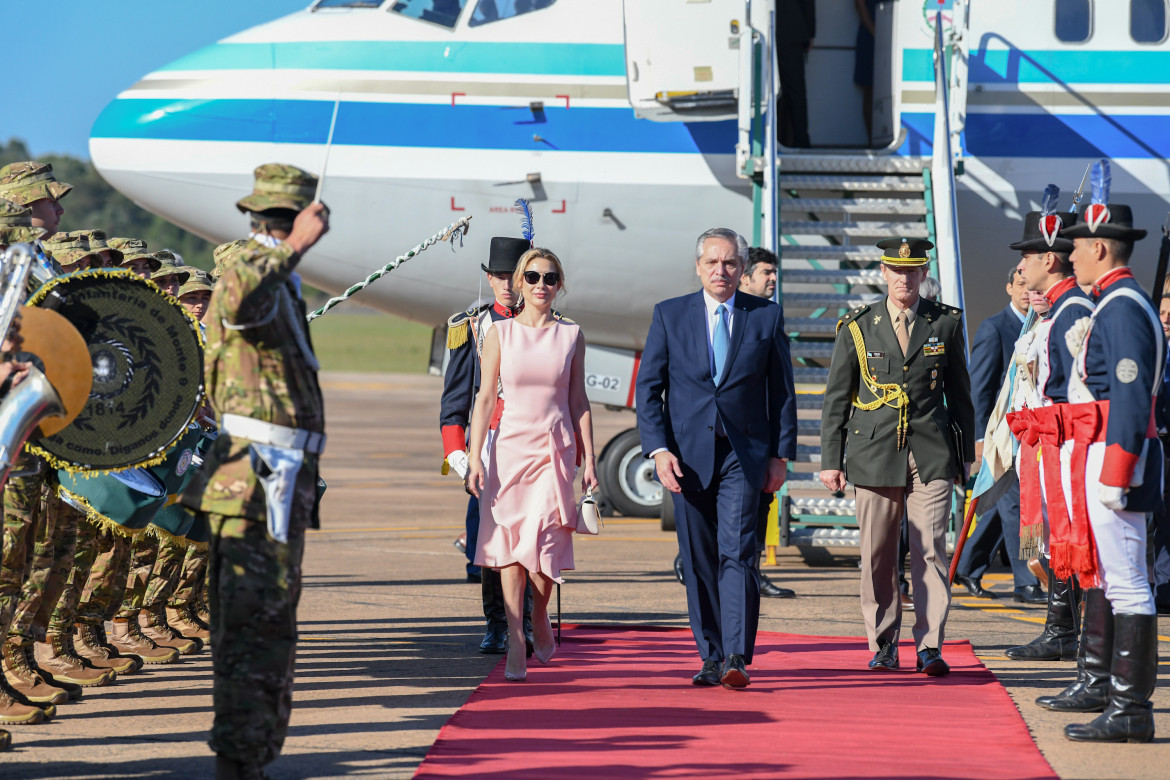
[[513, 247, 567, 297]]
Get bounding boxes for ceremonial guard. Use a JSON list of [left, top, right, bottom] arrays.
[[1003, 194, 1093, 663], [1036, 163, 1162, 743], [440, 233, 535, 654], [181, 163, 329, 778], [819, 238, 975, 676]]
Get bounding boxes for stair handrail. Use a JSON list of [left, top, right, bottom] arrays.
[[930, 8, 967, 339]]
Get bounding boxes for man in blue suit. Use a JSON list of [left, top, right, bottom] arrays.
[[636, 228, 797, 689], [955, 265, 1044, 602]]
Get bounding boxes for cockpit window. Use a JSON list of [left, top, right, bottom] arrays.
[[1055, 0, 1092, 43], [469, 0, 556, 27], [313, 0, 382, 8], [389, 0, 470, 28]]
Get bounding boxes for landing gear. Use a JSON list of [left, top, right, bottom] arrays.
[[596, 428, 663, 519]]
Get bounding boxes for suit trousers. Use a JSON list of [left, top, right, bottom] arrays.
[[855, 452, 953, 651], [673, 437, 761, 663]]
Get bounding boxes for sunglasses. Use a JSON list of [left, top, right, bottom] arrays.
[[523, 270, 560, 286]]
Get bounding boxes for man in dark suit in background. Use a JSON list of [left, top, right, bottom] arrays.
[[637, 228, 797, 689], [777, 0, 816, 148], [954, 265, 1044, 603]]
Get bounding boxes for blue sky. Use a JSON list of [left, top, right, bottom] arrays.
[[0, 1, 307, 159]]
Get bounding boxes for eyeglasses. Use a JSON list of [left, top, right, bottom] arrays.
[[523, 270, 560, 286]]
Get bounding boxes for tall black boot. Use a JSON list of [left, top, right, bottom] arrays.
[[1065, 613, 1157, 743], [1006, 569, 1079, 660], [478, 569, 507, 654], [1036, 587, 1112, 712]]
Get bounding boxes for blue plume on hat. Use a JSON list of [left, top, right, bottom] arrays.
[[1039, 184, 1059, 217], [514, 198, 534, 245], [1090, 159, 1111, 206]]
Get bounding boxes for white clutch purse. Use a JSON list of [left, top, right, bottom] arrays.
[[576, 488, 602, 535]]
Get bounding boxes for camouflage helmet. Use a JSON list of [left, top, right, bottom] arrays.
[[178, 268, 214, 297], [235, 163, 318, 215], [43, 230, 101, 269], [80, 229, 123, 264], [0, 199, 47, 245], [107, 237, 161, 272], [0, 161, 73, 206], [151, 249, 192, 284], [212, 238, 248, 279]]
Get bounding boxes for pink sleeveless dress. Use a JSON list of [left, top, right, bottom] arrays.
[[475, 318, 579, 582]]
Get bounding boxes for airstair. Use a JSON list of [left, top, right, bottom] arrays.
[[775, 155, 939, 560]]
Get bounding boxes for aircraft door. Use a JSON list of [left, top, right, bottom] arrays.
[[622, 0, 749, 122]]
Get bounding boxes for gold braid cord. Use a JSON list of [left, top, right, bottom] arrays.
[[846, 320, 910, 450]]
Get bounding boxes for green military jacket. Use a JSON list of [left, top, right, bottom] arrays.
[[182, 239, 324, 521], [819, 297, 976, 487]]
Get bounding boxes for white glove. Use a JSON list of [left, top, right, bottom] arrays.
[[447, 450, 470, 480], [1098, 484, 1128, 512]]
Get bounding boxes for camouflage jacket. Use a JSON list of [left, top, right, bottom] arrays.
[[182, 239, 324, 521]]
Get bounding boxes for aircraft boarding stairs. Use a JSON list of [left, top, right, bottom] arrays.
[[776, 154, 939, 562]]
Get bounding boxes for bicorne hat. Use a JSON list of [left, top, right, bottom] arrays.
[[1010, 211, 1077, 253], [1058, 160, 1147, 242]]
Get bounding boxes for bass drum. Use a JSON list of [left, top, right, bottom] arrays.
[[57, 467, 166, 533], [149, 426, 215, 540], [28, 269, 203, 471]]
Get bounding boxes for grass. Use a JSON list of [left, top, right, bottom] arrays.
[[308, 311, 433, 374]]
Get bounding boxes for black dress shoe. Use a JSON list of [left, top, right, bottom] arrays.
[[868, 639, 899, 670], [692, 657, 721, 686], [720, 654, 749, 688], [916, 647, 950, 676], [899, 591, 915, 611], [1014, 584, 1047, 604], [478, 623, 507, 654], [759, 571, 796, 599], [954, 574, 993, 598], [673, 553, 685, 585]]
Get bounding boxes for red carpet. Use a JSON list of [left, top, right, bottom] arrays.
[[415, 626, 1056, 780]]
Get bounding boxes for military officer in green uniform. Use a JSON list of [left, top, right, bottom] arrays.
[[181, 164, 328, 780], [819, 238, 975, 676]]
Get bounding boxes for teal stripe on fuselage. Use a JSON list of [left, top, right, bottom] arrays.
[[903, 47, 1170, 85], [158, 40, 627, 77]]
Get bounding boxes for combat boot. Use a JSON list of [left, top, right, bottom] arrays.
[[1036, 587, 1112, 712], [1065, 613, 1158, 743], [141, 606, 202, 654], [74, 623, 142, 675], [0, 678, 45, 726], [1, 641, 67, 706], [196, 600, 210, 625], [110, 617, 179, 665], [0, 674, 55, 720], [1006, 569, 1080, 661], [34, 634, 116, 687], [166, 604, 210, 641], [0, 728, 9, 751]]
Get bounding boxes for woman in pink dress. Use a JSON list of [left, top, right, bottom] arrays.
[[467, 247, 598, 681]]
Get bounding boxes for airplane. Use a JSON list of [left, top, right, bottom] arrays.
[[89, 0, 1170, 526]]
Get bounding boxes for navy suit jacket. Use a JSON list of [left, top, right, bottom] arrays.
[[969, 304, 1024, 435], [636, 290, 797, 491]]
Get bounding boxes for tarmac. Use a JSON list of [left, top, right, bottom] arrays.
[[3, 372, 1168, 779]]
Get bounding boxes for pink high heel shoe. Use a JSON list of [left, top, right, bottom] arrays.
[[533, 616, 556, 665]]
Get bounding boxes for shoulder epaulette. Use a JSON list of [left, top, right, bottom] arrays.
[[836, 303, 870, 333], [552, 309, 574, 323]]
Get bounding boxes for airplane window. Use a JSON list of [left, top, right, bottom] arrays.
[[469, 0, 556, 27], [1131, 0, 1168, 42], [389, 0, 469, 28], [1055, 0, 1092, 42]]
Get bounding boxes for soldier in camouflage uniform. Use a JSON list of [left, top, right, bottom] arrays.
[[152, 249, 192, 296], [107, 237, 160, 278], [0, 161, 71, 239], [0, 196, 65, 725], [181, 164, 329, 779], [81, 229, 124, 268]]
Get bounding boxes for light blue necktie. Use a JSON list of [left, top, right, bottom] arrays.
[[712, 303, 730, 384]]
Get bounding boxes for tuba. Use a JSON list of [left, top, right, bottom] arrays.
[[0, 243, 91, 488]]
